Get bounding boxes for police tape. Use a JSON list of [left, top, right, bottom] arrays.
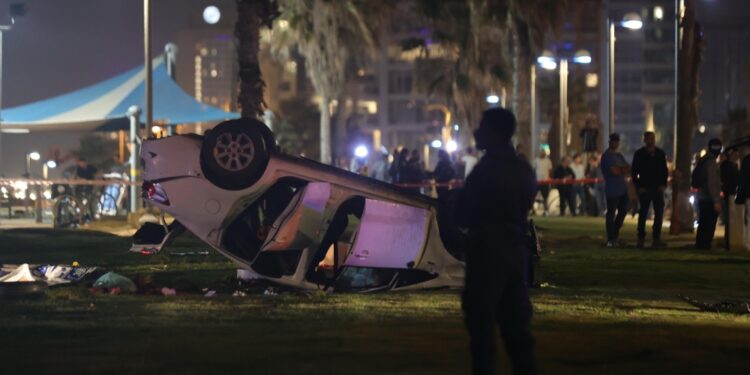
[[395, 178, 606, 188], [0, 178, 138, 186], [1, 177, 608, 189]]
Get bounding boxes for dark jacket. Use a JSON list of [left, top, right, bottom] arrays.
[[553, 165, 575, 192], [631, 146, 668, 189], [433, 160, 456, 183], [455, 145, 536, 245], [720, 159, 739, 197]]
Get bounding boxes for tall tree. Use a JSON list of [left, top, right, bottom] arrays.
[[671, 0, 705, 234], [504, 0, 568, 161], [272, 0, 378, 165], [411, 0, 509, 132], [235, 0, 278, 118]]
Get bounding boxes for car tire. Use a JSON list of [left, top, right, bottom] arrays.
[[200, 118, 275, 190]]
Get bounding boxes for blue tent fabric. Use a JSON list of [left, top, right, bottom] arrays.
[[1, 56, 239, 131]]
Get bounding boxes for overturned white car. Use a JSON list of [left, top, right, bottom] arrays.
[[132, 119, 465, 292]]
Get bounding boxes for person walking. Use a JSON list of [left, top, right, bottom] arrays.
[[694, 138, 723, 250], [553, 156, 577, 216], [533, 149, 553, 216], [455, 108, 537, 375], [631, 131, 669, 248], [432, 150, 456, 199], [601, 134, 630, 247], [571, 153, 587, 215]]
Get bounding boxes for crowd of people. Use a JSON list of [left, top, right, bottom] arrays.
[[345, 144, 480, 198], [340, 127, 750, 253]]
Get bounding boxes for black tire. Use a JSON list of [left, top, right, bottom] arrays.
[[200, 119, 275, 190]]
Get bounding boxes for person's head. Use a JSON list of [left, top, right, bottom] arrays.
[[77, 157, 88, 168], [438, 149, 450, 161], [399, 148, 410, 161], [474, 108, 516, 152], [707, 138, 722, 157], [465, 146, 475, 156], [410, 149, 420, 161], [561, 156, 571, 167], [608, 133, 621, 150], [589, 155, 599, 166], [643, 131, 656, 148], [573, 153, 582, 164], [538, 149, 547, 158]]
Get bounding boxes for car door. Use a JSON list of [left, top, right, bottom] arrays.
[[260, 182, 331, 251], [343, 198, 429, 269]]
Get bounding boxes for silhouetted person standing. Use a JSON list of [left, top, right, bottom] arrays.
[[553, 156, 576, 216], [432, 149, 456, 198], [601, 133, 630, 247], [455, 108, 537, 375], [695, 138, 723, 249], [631, 131, 668, 248]]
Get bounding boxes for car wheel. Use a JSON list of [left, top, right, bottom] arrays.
[[200, 118, 275, 190]]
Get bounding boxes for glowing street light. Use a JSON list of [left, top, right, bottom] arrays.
[[25, 151, 41, 177], [430, 139, 443, 148], [354, 145, 369, 158], [203, 5, 221, 25], [573, 49, 592, 64], [621, 12, 643, 30], [446, 140, 458, 153]]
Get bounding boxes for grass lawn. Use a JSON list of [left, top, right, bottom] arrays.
[[1, 216, 749, 374]]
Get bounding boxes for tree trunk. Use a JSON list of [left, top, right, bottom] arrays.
[[235, 0, 266, 119], [331, 93, 348, 162], [670, 0, 703, 234], [319, 94, 332, 165], [514, 53, 532, 162]]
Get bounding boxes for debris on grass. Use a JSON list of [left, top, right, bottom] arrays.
[[679, 294, 750, 314]]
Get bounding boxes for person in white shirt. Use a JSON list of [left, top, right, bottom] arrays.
[[533, 149, 553, 215], [462, 147, 479, 178], [571, 153, 587, 215]]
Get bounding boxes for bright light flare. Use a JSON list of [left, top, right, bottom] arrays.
[[46, 160, 57, 168], [621, 13, 643, 30], [354, 145, 369, 158], [446, 140, 458, 153], [29, 151, 41, 161], [486, 95, 500, 104], [431, 140, 443, 148]]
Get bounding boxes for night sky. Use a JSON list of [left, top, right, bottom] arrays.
[[0, 0, 747, 177], [0, 0, 235, 108], [1, 0, 748, 108]]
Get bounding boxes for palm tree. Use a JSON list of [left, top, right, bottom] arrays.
[[504, 0, 568, 161], [411, 0, 509, 132], [271, 0, 379, 165], [670, 0, 705, 234], [235, 0, 279, 118]]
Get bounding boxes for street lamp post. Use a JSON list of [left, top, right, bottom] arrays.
[[25, 151, 40, 177], [606, 12, 643, 134], [537, 49, 591, 159]]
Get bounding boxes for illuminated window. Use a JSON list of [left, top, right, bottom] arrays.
[[654, 6, 664, 21]]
